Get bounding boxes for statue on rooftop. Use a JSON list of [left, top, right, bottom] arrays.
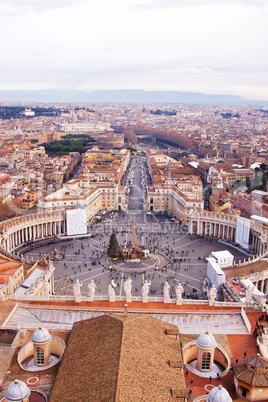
[[108, 279, 117, 302], [245, 285, 254, 305], [48, 260, 55, 273], [209, 284, 217, 305], [43, 279, 50, 296], [41, 254, 48, 265], [53, 248, 59, 260], [73, 279, 83, 302], [163, 281, 170, 303], [88, 279, 97, 302], [6, 277, 14, 295], [175, 282, 184, 305], [123, 277, 132, 303], [142, 280, 151, 303], [0, 288, 5, 301]]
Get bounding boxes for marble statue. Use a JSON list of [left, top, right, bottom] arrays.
[[88, 280, 97, 302], [175, 282, 184, 305], [53, 248, 59, 260], [43, 279, 50, 296], [6, 277, 14, 295], [49, 260, 55, 273], [108, 279, 117, 302], [73, 279, 83, 302], [0, 288, 5, 301], [209, 284, 217, 305], [163, 281, 170, 303], [245, 285, 254, 304], [142, 280, 151, 303], [123, 277, 132, 303], [41, 254, 48, 265]]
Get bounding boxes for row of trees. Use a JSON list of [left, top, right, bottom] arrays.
[[131, 124, 195, 150], [246, 164, 268, 193], [150, 109, 177, 116], [63, 134, 95, 140], [123, 129, 137, 144], [41, 138, 95, 156]]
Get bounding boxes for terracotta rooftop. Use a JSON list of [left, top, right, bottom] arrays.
[[233, 355, 268, 387], [49, 314, 187, 402]]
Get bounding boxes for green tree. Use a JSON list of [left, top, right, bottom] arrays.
[[107, 229, 120, 259]]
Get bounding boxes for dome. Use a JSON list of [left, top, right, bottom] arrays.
[[206, 385, 232, 402], [31, 327, 52, 345], [5, 379, 31, 402], [197, 331, 217, 349]]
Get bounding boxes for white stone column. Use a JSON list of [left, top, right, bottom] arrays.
[[189, 220, 193, 234], [260, 280, 264, 293], [197, 219, 201, 235], [264, 278, 268, 294]]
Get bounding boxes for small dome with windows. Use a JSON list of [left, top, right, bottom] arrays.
[[197, 331, 217, 349], [5, 379, 31, 402], [31, 327, 52, 345], [206, 385, 232, 402]]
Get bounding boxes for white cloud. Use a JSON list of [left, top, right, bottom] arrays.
[[0, 0, 267, 100]]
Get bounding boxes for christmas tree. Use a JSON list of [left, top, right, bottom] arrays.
[[107, 229, 120, 259]]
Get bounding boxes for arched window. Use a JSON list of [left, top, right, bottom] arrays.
[[36, 347, 45, 365], [201, 352, 211, 371]]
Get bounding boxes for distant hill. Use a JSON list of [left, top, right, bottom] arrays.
[[0, 89, 266, 105]]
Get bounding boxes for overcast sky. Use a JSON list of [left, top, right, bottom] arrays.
[[0, 0, 268, 100]]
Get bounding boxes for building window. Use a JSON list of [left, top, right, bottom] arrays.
[[36, 347, 45, 365], [201, 352, 211, 371]]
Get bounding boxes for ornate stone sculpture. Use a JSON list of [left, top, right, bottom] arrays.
[[123, 277, 132, 303], [163, 281, 170, 303], [175, 282, 184, 305], [49, 260, 55, 273], [73, 279, 83, 302], [245, 285, 254, 305], [88, 280, 97, 302], [6, 277, 14, 295], [108, 279, 117, 302], [0, 288, 5, 301], [41, 254, 48, 265], [53, 248, 59, 260], [142, 280, 151, 303], [209, 284, 217, 305], [43, 279, 50, 296]]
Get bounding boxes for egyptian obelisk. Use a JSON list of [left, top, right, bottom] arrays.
[[132, 214, 136, 248]]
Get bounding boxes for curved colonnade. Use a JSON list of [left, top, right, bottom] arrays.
[[0, 209, 268, 265], [188, 210, 268, 256], [0, 211, 66, 254]]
